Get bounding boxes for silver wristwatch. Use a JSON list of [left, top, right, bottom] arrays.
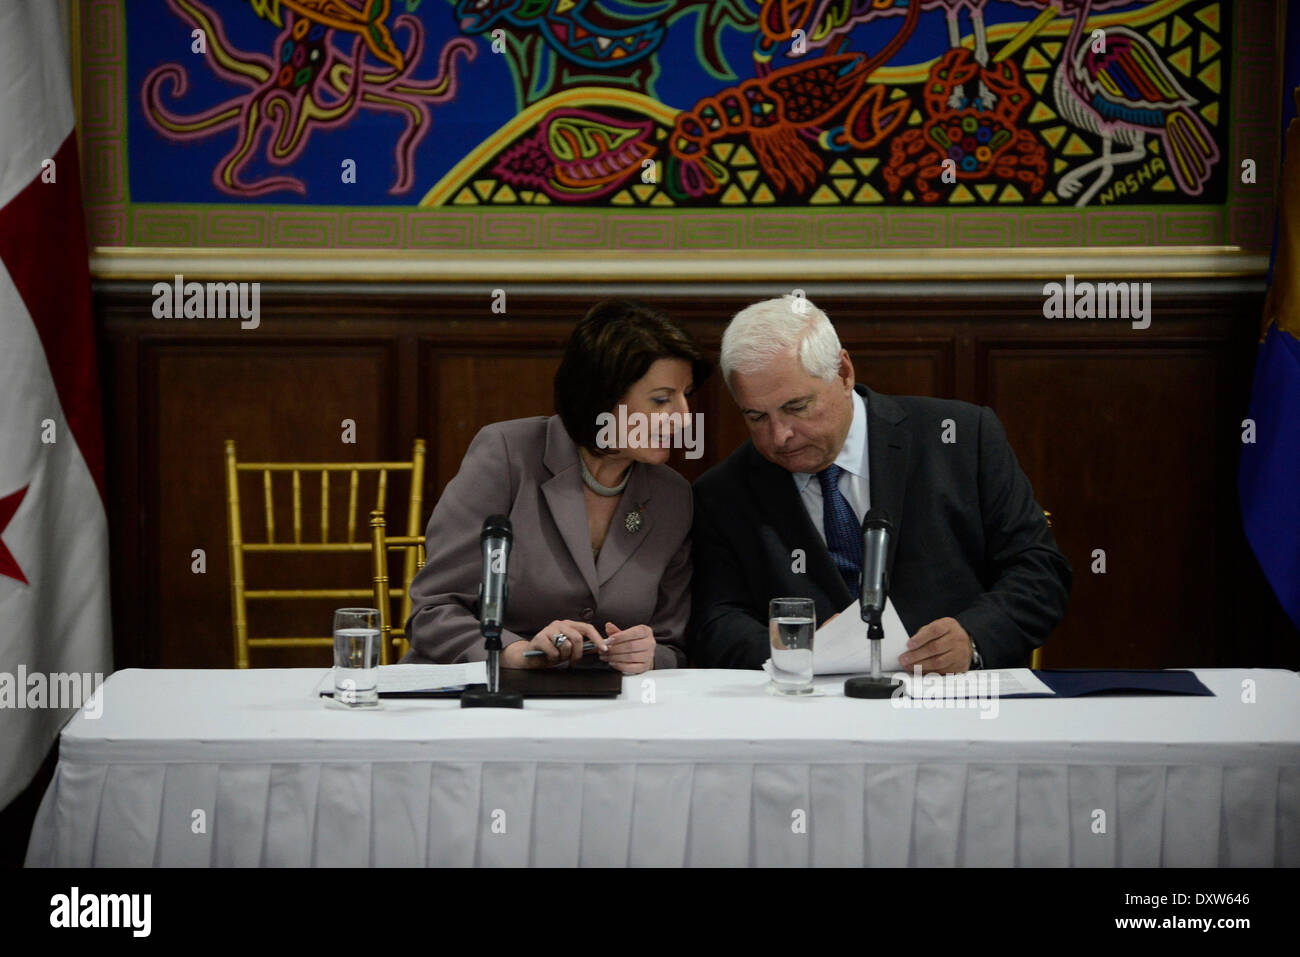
[[969, 640, 983, 670]]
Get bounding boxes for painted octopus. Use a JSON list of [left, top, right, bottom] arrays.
[[141, 0, 476, 196]]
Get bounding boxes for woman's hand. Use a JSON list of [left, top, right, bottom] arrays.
[[501, 619, 607, 669], [600, 622, 656, 674]]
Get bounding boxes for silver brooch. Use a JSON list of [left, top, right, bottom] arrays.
[[624, 500, 647, 533]]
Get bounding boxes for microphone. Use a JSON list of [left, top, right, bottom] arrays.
[[845, 508, 903, 699], [463, 514, 523, 708], [859, 508, 892, 624], [478, 514, 511, 640]]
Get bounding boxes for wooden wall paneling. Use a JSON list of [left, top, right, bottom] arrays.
[[703, 373, 750, 470], [98, 324, 142, 669], [982, 342, 1227, 668], [427, 350, 562, 493], [144, 338, 397, 668], [395, 332, 420, 459], [842, 337, 954, 399], [810, 292, 1040, 404], [417, 303, 572, 488]]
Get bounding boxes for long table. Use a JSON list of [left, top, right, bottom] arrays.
[[25, 667, 1300, 867]]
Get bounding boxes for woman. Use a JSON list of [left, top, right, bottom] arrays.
[[403, 300, 709, 673]]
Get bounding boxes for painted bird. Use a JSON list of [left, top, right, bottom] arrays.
[[1049, 0, 1219, 206]]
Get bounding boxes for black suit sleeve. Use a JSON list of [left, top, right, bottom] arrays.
[[648, 525, 691, 670], [952, 406, 1072, 668], [687, 485, 770, 669]]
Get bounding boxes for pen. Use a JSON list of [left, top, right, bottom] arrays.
[[523, 640, 598, 659]]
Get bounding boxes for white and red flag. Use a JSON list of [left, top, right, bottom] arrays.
[[0, 3, 112, 810]]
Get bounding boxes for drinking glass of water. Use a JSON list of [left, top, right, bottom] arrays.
[[333, 608, 381, 708], [768, 598, 816, 695]]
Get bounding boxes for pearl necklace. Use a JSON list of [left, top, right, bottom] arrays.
[[579, 454, 630, 496]]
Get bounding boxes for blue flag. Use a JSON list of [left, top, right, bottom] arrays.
[[1238, 5, 1300, 631]]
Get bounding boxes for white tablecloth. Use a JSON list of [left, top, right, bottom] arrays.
[[25, 667, 1300, 867]]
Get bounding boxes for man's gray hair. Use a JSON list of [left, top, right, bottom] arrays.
[[720, 295, 842, 388]]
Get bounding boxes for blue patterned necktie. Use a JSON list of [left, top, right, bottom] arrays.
[[817, 464, 863, 594]]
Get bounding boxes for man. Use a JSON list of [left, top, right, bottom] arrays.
[[690, 296, 1070, 672]]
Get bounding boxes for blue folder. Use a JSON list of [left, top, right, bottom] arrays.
[[1006, 669, 1213, 698]]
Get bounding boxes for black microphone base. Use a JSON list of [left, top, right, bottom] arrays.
[[844, 675, 904, 699], [460, 685, 524, 709]]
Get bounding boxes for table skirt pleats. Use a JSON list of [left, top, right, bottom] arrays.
[[26, 759, 1300, 867]]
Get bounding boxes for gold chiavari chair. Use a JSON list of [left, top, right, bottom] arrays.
[[369, 508, 427, 662], [224, 439, 427, 668]]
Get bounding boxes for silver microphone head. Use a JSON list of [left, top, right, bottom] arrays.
[[860, 509, 892, 618], [479, 515, 512, 635]]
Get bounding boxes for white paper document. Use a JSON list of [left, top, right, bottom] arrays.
[[810, 597, 910, 674], [316, 662, 487, 697], [896, 668, 1054, 698]]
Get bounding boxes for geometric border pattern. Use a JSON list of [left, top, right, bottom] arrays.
[[80, 0, 1282, 250]]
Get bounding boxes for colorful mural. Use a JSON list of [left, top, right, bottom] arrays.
[[140, 0, 477, 197], [77, 0, 1277, 248]]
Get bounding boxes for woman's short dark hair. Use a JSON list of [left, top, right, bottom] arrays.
[[554, 299, 711, 455]]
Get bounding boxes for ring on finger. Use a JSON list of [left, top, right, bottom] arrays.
[[551, 632, 568, 648]]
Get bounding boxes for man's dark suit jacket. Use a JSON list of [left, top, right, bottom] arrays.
[[690, 385, 1071, 669]]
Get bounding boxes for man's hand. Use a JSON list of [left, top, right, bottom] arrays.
[[899, 617, 973, 674]]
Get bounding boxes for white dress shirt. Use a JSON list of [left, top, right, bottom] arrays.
[[791, 390, 869, 541]]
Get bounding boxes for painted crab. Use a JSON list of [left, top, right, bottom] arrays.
[[883, 47, 1046, 202]]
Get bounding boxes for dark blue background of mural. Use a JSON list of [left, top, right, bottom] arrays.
[[127, 0, 1158, 205]]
